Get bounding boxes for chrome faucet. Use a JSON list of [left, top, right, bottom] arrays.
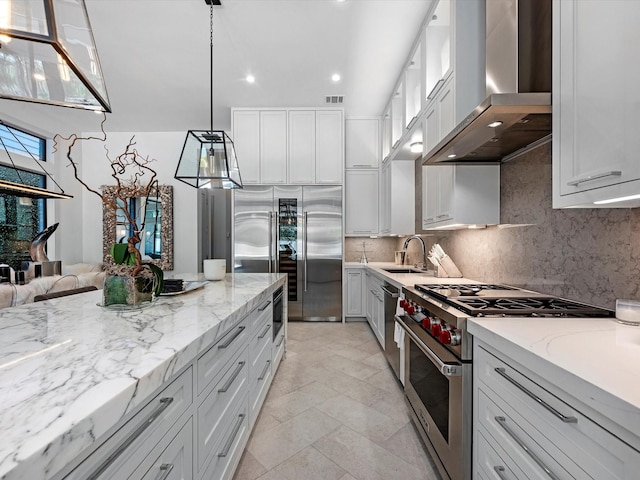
[[402, 235, 427, 269]]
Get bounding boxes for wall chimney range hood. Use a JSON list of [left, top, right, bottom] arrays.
[[423, 0, 551, 165]]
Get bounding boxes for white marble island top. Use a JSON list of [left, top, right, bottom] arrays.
[[468, 316, 640, 450], [0, 273, 286, 480]]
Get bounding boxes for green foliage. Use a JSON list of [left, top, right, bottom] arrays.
[[110, 243, 136, 265], [144, 262, 164, 297]]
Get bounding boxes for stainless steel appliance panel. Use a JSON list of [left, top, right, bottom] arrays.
[[301, 186, 342, 321], [233, 186, 274, 274], [382, 282, 400, 379]]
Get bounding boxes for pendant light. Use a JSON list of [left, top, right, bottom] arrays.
[[174, 0, 242, 190], [0, 120, 72, 199], [0, 0, 111, 112]]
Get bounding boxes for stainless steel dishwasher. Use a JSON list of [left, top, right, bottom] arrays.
[[382, 282, 400, 380]]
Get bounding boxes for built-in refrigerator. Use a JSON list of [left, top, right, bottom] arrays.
[[233, 185, 342, 321]]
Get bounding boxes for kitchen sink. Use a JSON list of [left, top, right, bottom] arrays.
[[382, 268, 428, 274]]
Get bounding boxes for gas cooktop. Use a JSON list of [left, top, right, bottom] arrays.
[[414, 283, 615, 317]]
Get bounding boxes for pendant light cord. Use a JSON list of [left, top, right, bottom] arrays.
[[209, 2, 214, 134]]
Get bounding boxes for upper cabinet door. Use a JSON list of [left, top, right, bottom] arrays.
[[232, 111, 260, 184], [316, 110, 343, 184], [288, 111, 316, 184], [260, 111, 287, 184], [345, 118, 380, 169], [554, 0, 640, 207]]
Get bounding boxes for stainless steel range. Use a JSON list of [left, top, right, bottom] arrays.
[[395, 283, 614, 480]]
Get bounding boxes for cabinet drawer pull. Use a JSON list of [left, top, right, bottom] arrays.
[[218, 326, 246, 349], [436, 214, 449, 218], [155, 464, 174, 480], [427, 78, 445, 100], [258, 360, 271, 381], [218, 361, 246, 393], [352, 230, 373, 234], [494, 466, 508, 480], [87, 398, 174, 480], [494, 367, 577, 423], [566, 170, 621, 186], [258, 324, 272, 339], [495, 416, 560, 480], [258, 300, 271, 312], [351, 164, 373, 168], [276, 335, 285, 348], [218, 414, 245, 458]]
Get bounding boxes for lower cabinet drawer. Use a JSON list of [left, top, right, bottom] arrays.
[[477, 346, 640, 479], [200, 395, 249, 480], [137, 418, 193, 480], [66, 367, 193, 480], [196, 346, 249, 473], [273, 329, 285, 369], [476, 426, 526, 480], [249, 340, 272, 426]]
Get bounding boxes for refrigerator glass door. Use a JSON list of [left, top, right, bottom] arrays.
[[302, 186, 343, 321], [233, 186, 274, 273]]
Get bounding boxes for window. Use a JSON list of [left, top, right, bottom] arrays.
[[0, 124, 47, 271]]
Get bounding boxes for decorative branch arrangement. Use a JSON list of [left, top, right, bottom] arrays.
[[53, 117, 158, 278]]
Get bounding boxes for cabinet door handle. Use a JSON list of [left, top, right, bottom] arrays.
[[566, 170, 621, 186], [494, 367, 578, 423], [218, 326, 246, 349], [351, 164, 373, 168], [87, 398, 174, 480], [493, 466, 509, 480], [218, 414, 245, 458], [436, 214, 449, 218], [258, 300, 272, 312], [218, 361, 246, 393], [381, 286, 399, 297], [154, 464, 174, 480], [427, 78, 445, 100], [352, 230, 373, 234], [495, 416, 560, 480], [258, 360, 271, 381], [258, 324, 272, 339], [276, 335, 285, 348]]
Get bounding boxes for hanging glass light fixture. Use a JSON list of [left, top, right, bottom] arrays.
[[174, 0, 242, 190], [0, 0, 111, 112]]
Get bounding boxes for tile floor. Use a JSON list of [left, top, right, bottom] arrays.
[[233, 321, 441, 480]]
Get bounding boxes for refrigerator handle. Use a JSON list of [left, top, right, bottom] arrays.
[[268, 211, 273, 273], [274, 212, 280, 273], [303, 211, 308, 292]]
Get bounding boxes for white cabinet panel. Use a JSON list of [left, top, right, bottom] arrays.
[[553, 0, 640, 208], [344, 268, 364, 317], [316, 110, 344, 184], [259, 111, 287, 184], [346, 118, 380, 169], [232, 111, 260, 184], [381, 160, 415, 236], [288, 110, 316, 184], [345, 170, 379, 236]]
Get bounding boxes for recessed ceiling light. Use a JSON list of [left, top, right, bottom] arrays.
[[246, 74, 255, 83], [447, 154, 457, 158], [410, 142, 423, 153], [331, 73, 341, 82], [488, 121, 503, 128]]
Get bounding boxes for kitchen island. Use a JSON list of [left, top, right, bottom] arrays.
[[0, 272, 286, 480]]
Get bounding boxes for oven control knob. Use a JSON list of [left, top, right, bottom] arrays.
[[439, 329, 461, 346], [430, 323, 442, 337], [406, 304, 415, 315], [400, 299, 407, 309], [421, 317, 431, 329]]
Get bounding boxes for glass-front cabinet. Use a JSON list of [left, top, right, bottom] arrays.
[[405, 42, 423, 129], [424, 0, 452, 102], [391, 82, 405, 147]]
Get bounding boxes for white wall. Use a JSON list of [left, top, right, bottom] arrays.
[[54, 131, 199, 273]]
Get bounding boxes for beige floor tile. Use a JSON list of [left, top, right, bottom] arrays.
[[233, 450, 267, 480], [254, 446, 346, 480], [249, 410, 282, 438], [314, 367, 396, 407], [338, 474, 358, 480], [320, 353, 383, 380], [313, 425, 427, 480], [247, 407, 341, 470], [360, 351, 390, 370], [316, 394, 404, 444], [379, 423, 441, 478], [262, 381, 339, 422]]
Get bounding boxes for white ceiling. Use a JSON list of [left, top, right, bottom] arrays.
[[0, 0, 433, 137]]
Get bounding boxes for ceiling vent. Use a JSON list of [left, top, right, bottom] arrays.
[[325, 95, 344, 104]]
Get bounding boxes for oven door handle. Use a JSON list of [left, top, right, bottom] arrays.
[[397, 317, 462, 377]]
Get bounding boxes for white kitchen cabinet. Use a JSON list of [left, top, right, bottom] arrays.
[[345, 170, 379, 236], [422, 164, 499, 229], [365, 270, 384, 348], [381, 159, 415, 236], [474, 340, 640, 480], [259, 111, 288, 184], [232, 111, 260, 184], [423, 72, 454, 154], [345, 118, 380, 169], [424, 0, 452, 107], [232, 108, 343, 185], [553, 0, 640, 208], [288, 110, 316, 184], [316, 110, 344, 184], [344, 267, 365, 318]]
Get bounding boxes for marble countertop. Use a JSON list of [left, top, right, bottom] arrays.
[[468, 316, 640, 449], [0, 272, 286, 480]]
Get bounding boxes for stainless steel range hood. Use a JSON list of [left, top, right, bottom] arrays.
[[423, 0, 551, 165]]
